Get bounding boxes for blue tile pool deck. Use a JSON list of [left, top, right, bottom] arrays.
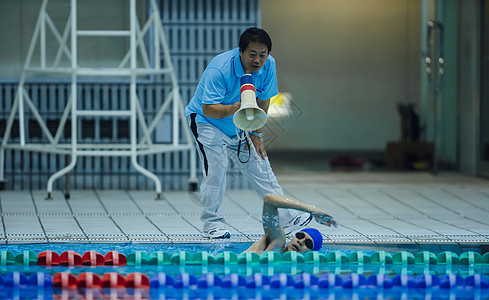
[[0, 171, 488, 250]]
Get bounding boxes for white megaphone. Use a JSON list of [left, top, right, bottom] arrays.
[[233, 74, 268, 131]]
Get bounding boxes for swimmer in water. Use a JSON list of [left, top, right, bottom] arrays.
[[244, 193, 337, 254]]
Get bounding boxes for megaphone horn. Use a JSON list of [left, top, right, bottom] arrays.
[[233, 74, 268, 131]]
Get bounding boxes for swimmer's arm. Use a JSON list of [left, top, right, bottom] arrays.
[[263, 194, 337, 227], [243, 237, 266, 253], [259, 194, 336, 253], [243, 235, 285, 254]]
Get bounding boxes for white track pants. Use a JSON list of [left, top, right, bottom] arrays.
[[188, 114, 299, 232]]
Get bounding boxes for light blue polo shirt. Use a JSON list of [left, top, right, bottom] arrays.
[[185, 47, 279, 137]]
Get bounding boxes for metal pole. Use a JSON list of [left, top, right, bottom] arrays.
[[46, 0, 79, 199], [150, 0, 197, 189], [40, 10, 46, 68], [129, 0, 162, 199]]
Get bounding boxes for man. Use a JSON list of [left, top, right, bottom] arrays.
[[185, 27, 311, 239], [245, 193, 337, 253]]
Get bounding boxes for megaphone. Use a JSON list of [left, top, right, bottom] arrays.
[[233, 74, 268, 131]]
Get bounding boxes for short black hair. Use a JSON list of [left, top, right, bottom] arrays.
[[239, 27, 272, 53]]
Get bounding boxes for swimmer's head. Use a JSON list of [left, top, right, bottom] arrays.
[[285, 228, 323, 253]]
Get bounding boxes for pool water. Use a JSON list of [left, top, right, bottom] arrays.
[[0, 243, 488, 299]]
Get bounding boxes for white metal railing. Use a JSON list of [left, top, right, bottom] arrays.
[[0, 0, 197, 199], [0, 0, 260, 192]]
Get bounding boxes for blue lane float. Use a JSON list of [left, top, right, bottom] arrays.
[[293, 273, 319, 289], [318, 273, 343, 289], [149, 273, 174, 289], [269, 273, 294, 288], [221, 273, 246, 288], [172, 273, 198, 288], [1, 272, 489, 293], [439, 274, 465, 289], [414, 273, 440, 289], [28, 272, 53, 289], [367, 274, 393, 289], [3, 272, 29, 288], [245, 273, 271, 288], [392, 274, 416, 288], [465, 274, 489, 289], [341, 273, 368, 288], [197, 273, 222, 288]]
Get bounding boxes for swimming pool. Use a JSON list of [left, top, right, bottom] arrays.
[[1, 243, 488, 299]]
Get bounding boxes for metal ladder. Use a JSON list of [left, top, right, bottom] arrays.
[[0, 0, 197, 199]]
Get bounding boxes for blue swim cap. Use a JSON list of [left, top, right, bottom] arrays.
[[300, 228, 323, 251]]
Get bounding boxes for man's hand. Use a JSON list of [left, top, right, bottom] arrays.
[[231, 102, 241, 114], [245, 134, 267, 159]]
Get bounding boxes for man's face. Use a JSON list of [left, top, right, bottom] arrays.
[[239, 42, 269, 74]]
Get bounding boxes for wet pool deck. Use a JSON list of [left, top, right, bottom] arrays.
[[1, 171, 488, 253]]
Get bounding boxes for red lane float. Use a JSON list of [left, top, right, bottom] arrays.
[[37, 251, 60, 266], [104, 251, 127, 266], [59, 251, 82, 266], [36, 250, 127, 266], [81, 251, 104, 266], [125, 272, 150, 289], [101, 272, 126, 289], [76, 272, 102, 289], [52, 272, 77, 290]]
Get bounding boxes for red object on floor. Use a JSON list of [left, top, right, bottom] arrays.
[[82, 251, 105, 266], [101, 272, 126, 289], [77, 272, 102, 289], [125, 272, 150, 289], [329, 154, 364, 168], [53, 272, 77, 289], [59, 251, 83, 266], [104, 251, 127, 266], [37, 250, 60, 266]]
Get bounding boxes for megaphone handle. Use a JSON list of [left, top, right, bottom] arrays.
[[237, 136, 251, 163], [235, 129, 263, 171]]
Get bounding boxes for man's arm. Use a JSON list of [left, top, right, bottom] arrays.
[[254, 98, 269, 134], [246, 98, 269, 158], [203, 97, 267, 121], [203, 103, 241, 119]]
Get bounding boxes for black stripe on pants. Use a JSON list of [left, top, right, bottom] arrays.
[[190, 113, 209, 176]]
